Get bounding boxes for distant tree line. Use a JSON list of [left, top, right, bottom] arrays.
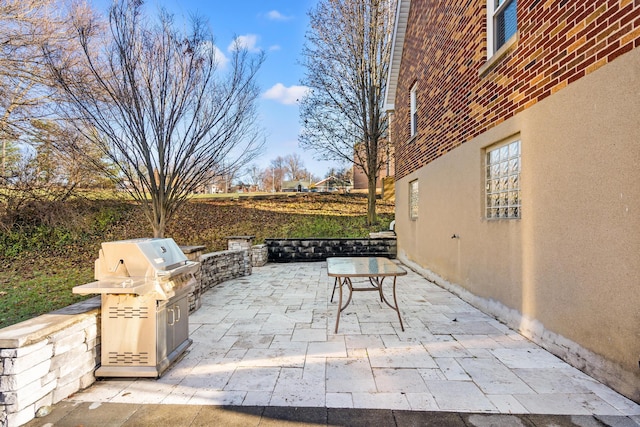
[[237, 153, 351, 193]]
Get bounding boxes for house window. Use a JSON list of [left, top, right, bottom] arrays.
[[487, 0, 518, 57], [409, 179, 419, 220], [410, 83, 417, 137], [486, 139, 520, 219]]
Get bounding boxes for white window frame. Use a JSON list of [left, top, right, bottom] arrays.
[[410, 83, 417, 137], [485, 139, 521, 220], [409, 179, 419, 220], [487, 0, 518, 58]]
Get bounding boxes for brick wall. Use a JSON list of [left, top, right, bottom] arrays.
[[352, 143, 395, 190], [393, 0, 640, 179]]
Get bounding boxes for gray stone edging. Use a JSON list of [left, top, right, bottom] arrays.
[[265, 237, 397, 262]]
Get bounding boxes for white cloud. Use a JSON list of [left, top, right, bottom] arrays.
[[266, 10, 293, 21], [268, 45, 281, 52], [228, 34, 261, 53], [199, 41, 229, 68], [212, 44, 229, 68], [263, 83, 310, 105]]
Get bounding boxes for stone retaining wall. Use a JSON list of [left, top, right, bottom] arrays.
[[0, 247, 254, 427], [0, 298, 100, 427], [250, 244, 268, 267], [265, 238, 397, 262], [227, 236, 254, 252], [180, 245, 206, 312], [198, 249, 252, 295]]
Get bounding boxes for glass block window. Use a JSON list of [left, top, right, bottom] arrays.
[[409, 179, 419, 220], [486, 140, 520, 219], [410, 83, 418, 137], [487, 0, 518, 57]]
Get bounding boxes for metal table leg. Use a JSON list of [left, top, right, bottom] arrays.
[[378, 276, 404, 331], [334, 276, 354, 333]]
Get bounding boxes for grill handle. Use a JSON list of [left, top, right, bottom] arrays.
[[175, 305, 181, 322], [110, 259, 124, 273], [168, 307, 175, 326]]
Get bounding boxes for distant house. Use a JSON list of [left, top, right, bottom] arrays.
[[194, 172, 227, 194], [199, 181, 225, 194], [386, 0, 640, 402], [281, 180, 312, 192], [313, 176, 351, 192]]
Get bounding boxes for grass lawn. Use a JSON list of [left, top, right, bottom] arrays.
[[0, 192, 394, 328]]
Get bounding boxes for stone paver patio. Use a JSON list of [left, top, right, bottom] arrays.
[[70, 262, 640, 418]]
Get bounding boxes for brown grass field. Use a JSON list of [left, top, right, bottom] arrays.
[[0, 192, 394, 328]]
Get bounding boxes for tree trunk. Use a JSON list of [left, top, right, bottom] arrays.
[[153, 220, 165, 238], [367, 172, 377, 226], [148, 203, 165, 238]]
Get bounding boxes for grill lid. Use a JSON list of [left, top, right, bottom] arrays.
[[73, 238, 199, 300], [95, 238, 192, 280]]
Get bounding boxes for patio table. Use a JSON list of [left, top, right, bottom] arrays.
[[327, 257, 407, 333]]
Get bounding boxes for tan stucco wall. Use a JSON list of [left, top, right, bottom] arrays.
[[395, 48, 640, 401]]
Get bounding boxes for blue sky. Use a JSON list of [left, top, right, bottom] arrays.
[[92, 0, 339, 179]]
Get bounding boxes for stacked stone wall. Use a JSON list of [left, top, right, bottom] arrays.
[[0, 298, 100, 427], [265, 238, 397, 262], [199, 249, 252, 293], [180, 245, 206, 312], [250, 244, 268, 267]]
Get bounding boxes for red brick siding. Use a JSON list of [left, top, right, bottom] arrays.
[[352, 162, 395, 189], [393, 0, 640, 180], [352, 143, 396, 190]]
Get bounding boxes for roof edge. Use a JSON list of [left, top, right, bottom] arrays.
[[384, 0, 411, 111]]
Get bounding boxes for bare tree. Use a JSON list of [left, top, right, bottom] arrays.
[[0, 0, 105, 228], [283, 153, 306, 180], [220, 163, 243, 193], [244, 163, 263, 191], [0, 0, 80, 181], [334, 166, 353, 186], [46, 0, 265, 237], [299, 0, 395, 225], [29, 120, 114, 189], [269, 156, 286, 191], [260, 167, 277, 192]]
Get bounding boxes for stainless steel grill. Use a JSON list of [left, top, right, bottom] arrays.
[[73, 238, 199, 378]]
